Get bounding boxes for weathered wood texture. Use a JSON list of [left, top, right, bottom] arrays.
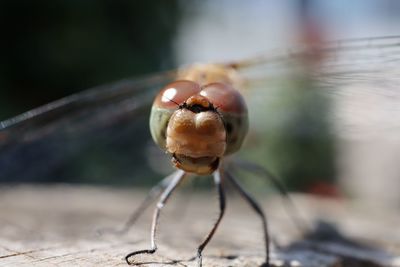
[[0, 185, 399, 267]]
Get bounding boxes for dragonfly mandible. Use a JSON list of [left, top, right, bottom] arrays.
[[1, 35, 400, 267]]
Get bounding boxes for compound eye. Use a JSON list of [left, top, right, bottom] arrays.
[[153, 80, 201, 110], [200, 83, 247, 114]]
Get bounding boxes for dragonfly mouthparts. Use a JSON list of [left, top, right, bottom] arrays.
[[172, 153, 220, 175]]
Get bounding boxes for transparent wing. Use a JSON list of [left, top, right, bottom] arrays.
[[235, 35, 400, 141], [0, 70, 177, 183], [0, 70, 177, 143], [231, 35, 400, 192]]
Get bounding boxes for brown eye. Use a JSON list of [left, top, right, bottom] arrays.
[[153, 80, 201, 110], [200, 83, 247, 114]]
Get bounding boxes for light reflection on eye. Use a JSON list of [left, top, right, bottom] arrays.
[[199, 90, 207, 98], [162, 88, 177, 103]]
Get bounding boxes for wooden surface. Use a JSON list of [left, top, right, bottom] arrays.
[[0, 185, 399, 267]]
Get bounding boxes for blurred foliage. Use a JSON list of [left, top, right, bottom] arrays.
[[266, 77, 336, 192], [242, 70, 336, 194], [0, 0, 182, 120]]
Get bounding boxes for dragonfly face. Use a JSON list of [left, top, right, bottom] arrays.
[[149, 66, 249, 175]]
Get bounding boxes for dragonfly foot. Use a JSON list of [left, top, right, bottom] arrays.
[[125, 249, 156, 265]]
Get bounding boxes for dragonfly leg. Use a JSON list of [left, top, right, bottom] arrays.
[[196, 169, 226, 267], [125, 170, 186, 265], [225, 170, 270, 267], [232, 159, 309, 235], [97, 171, 177, 236]]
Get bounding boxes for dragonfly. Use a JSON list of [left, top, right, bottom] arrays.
[[1, 35, 400, 266]]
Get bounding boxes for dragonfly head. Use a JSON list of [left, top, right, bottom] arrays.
[[149, 76, 248, 175]]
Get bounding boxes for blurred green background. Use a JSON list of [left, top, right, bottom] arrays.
[[0, 1, 182, 120]]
